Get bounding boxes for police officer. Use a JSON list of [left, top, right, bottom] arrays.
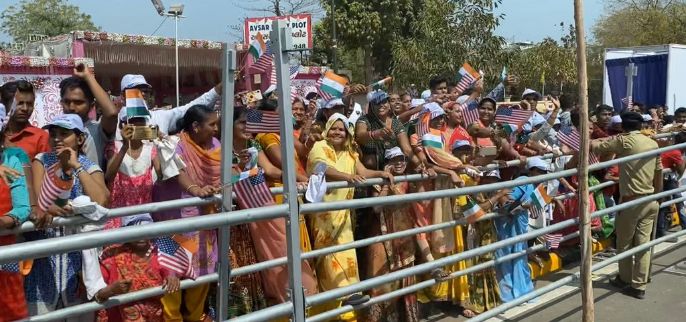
[[591, 111, 663, 299]]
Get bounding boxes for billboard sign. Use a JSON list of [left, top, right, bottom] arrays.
[[244, 14, 313, 51]]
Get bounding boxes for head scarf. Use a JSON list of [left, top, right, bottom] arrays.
[[324, 113, 355, 152]]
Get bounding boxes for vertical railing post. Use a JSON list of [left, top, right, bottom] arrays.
[[217, 44, 236, 322], [271, 20, 307, 322]]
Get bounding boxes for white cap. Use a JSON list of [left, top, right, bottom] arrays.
[[384, 147, 404, 160], [611, 115, 622, 124], [642, 114, 653, 122], [323, 98, 345, 109], [120, 74, 151, 92], [527, 157, 549, 172], [421, 90, 432, 100], [521, 88, 542, 100], [456, 95, 470, 104], [411, 99, 425, 108], [264, 84, 277, 96]]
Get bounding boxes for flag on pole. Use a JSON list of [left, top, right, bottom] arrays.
[[249, 32, 267, 59], [234, 168, 275, 209], [124, 88, 151, 120], [544, 233, 563, 249], [318, 71, 349, 100], [463, 197, 486, 224], [621, 96, 633, 109], [556, 125, 600, 164], [251, 40, 272, 73], [501, 123, 519, 136], [530, 183, 554, 208], [245, 109, 280, 133], [231, 167, 260, 184], [460, 100, 480, 128], [455, 63, 481, 93], [157, 235, 197, 279], [370, 76, 393, 90], [494, 107, 532, 129], [38, 164, 74, 211]]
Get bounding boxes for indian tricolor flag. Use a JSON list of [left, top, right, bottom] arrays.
[[125, 89, 151, 120], [231, 167, 259, 184], [249, 32, 267, 59], [319, 71, 349, 100], [370, 76, 392, 90], [421, 129, 444, 149], [501, 123, 519, 136], [455, 62, 481, 93], [464, 197, 486, 224], [530, 183, 554, 208]]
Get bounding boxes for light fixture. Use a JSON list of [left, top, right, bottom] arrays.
[[168, 4, 184, 16]]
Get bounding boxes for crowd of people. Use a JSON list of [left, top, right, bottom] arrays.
[[0, 66, 682, 322]]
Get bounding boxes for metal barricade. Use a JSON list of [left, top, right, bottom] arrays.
[[1, 21, 684, 322]]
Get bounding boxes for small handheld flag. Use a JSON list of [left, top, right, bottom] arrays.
[[494, 107, 532, 132], [557, 125, 600, 164], [500, 66, 508, 82], [234, 168, 275, 209], [460, 100, 480, 128], [318, 71, 349, 101], [370, 77, 393, 90], [455, 62, 481, 94], [463, 197, 486, 224], [124, 88, 151, 120], [245, 109, 280, 133], [157, 235, 197, 279], [249, 32, 267, 59]]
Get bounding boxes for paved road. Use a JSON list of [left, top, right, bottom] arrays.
[[431, 235, 686, 322]]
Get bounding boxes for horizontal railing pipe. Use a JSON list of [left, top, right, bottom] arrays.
[[0, 204, 289, 264], [26, 273, 219, 321], [468, 226, 686, 322], [307, 231, 581, 322]]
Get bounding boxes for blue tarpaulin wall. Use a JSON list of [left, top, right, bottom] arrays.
[[605, 54, 668, 112]]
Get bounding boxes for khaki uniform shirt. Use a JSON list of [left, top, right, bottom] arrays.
[[594, 131, 662, 197]]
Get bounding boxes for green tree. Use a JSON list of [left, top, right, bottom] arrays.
[[1, 0, 99, 43], [593, 0, 686, 47], [391, 0, 505, 88], [507, 37, 577, 97]]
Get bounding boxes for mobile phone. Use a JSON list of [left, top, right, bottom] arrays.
[[246, 90, 263, 104], [131, 125, 159, 140]]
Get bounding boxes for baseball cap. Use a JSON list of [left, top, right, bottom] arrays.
[[323, 98, 345, 109], [384, 147, 404, 160], [522, 88, 542, 100], [611, 115, 622, 124], [120, 74, 151, 92], [43, 114, 86, 133], [451, 140, 472, 150], [527, 156, 549, 172]]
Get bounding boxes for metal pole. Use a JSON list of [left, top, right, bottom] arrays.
[[217, 44, 237, 321], [625, 62, 637, 109], [175, 14, 180, 107], [574, 0, 594, 321], [271, 19, 307, 322], [331, 0, 337, 72]]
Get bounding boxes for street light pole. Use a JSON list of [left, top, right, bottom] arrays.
[[331, 0, 337, 72]]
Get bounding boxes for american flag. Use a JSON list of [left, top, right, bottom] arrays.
[[245, 108, 280, 133], [557, 125, 599, 164], [544, 233, 563, 249], [621, 96, 633, 109], [38, 164, 73, 211], [455, 73, 477, 94], [289, 64, 300, 101], [494, 107, 532, 128], [234, 168, 275, 209], [461, 100, 480, 127], [157, 236, 195, 279], [0, 262, 19, 273]]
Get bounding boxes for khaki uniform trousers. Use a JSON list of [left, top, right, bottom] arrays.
[[615, 200, 659, 290]]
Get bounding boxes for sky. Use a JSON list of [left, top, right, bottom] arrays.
[[0, 0, 607, 44]]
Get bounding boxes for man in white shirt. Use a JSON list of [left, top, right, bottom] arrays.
[[119, 74, 222, 135]]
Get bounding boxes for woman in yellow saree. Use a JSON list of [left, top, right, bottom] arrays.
[[307, 113, 393, 321]]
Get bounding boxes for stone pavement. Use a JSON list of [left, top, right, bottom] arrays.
[[431, 234, 686, 322]]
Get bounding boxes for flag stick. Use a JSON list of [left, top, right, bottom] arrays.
[[574, 0, 595, 321]]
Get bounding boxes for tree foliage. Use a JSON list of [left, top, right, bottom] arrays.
[[1, 0, 99, 43], [391, 0, 505, 88], [593, 0, 686, 47]]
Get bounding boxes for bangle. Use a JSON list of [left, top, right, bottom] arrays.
[[186, 184, 200, 192]]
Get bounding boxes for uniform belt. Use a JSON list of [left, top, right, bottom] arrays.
[[620, 194, 652, 203]]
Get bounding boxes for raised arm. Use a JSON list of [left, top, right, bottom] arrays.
[[74, 66, 119, 136]]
